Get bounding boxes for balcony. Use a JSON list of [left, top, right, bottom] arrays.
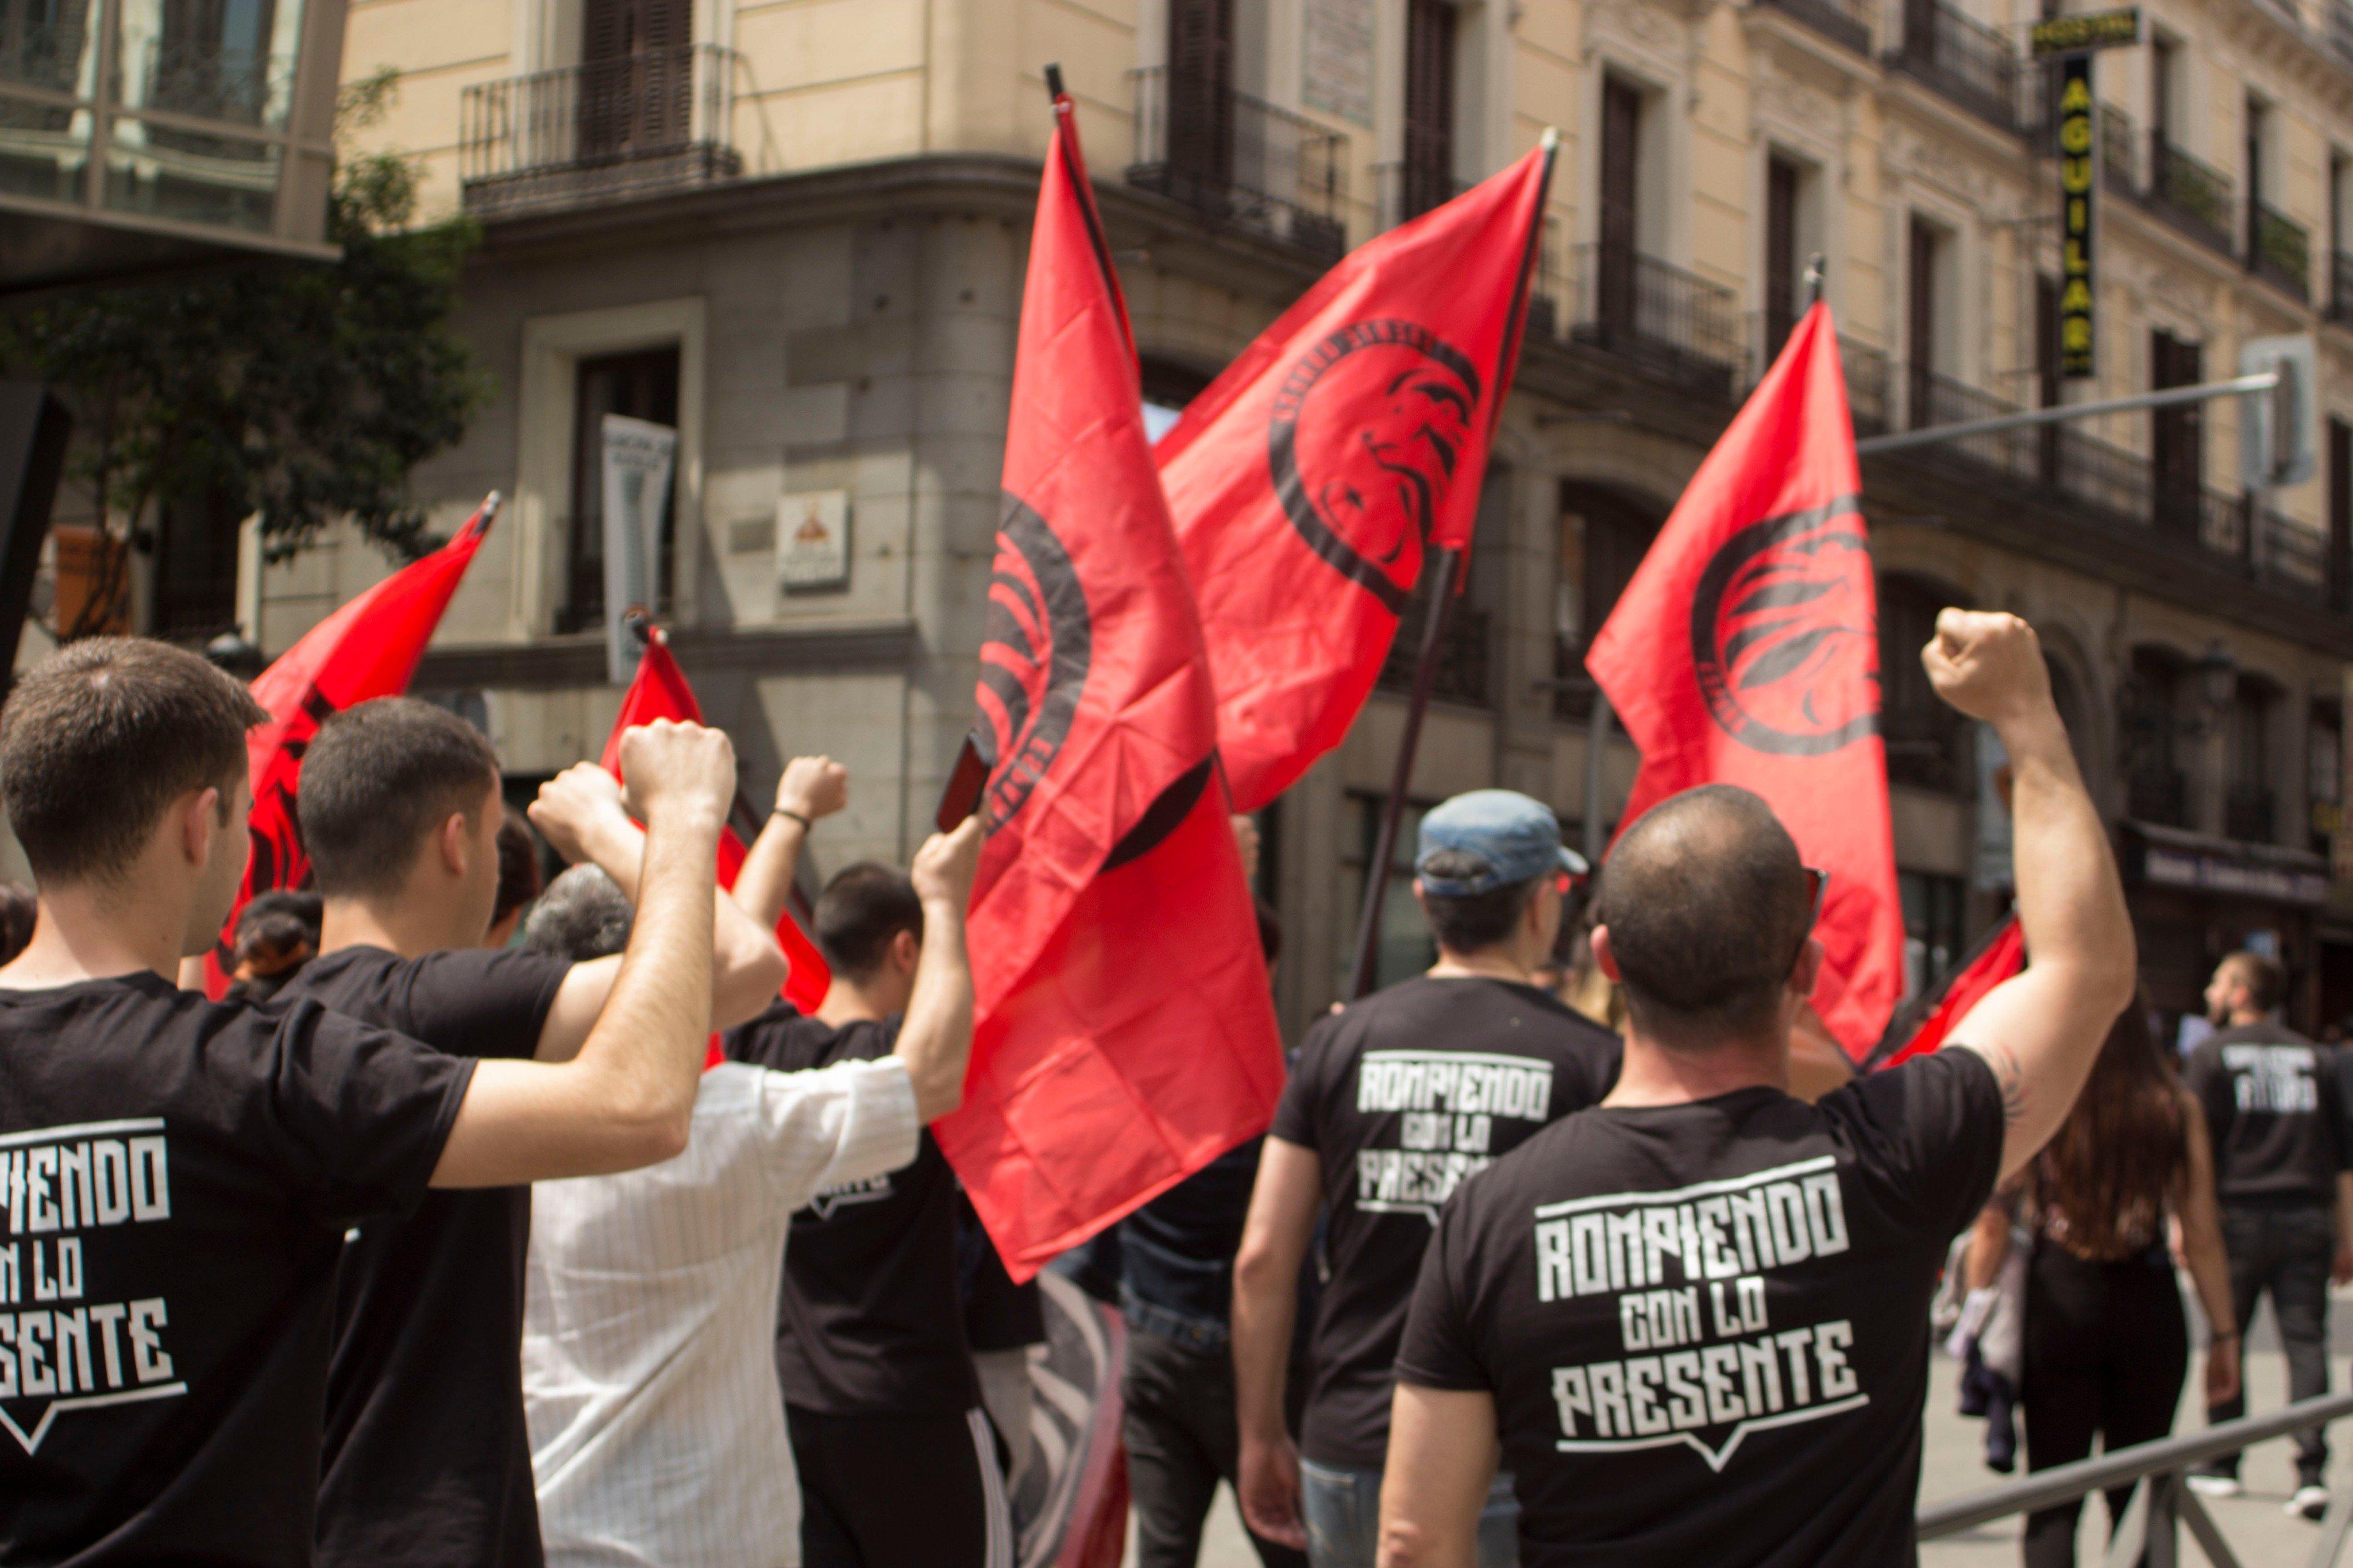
[[1839, 335, 1894, 435], [1129, 67, 1348, 264], [2248, 201, 2310, 300], [1889, 0, 2023, 134], [2226, 783, 2277, 844], [1756, 0, 1873, 55], [458, 44, 740, 218], [2100, 106, 2138, 196], [1556, 243, 1745, 393], [2332, 0, 2353, 71], [2128, 764, 2190, 828], [2146, 134, 2236, 256], [2332, 251, 2353, 323]]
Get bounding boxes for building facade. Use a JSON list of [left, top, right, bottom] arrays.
[[125, 0, 2353, 1038]]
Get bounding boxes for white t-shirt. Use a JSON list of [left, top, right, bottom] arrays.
[[523, 1058, 921, 1567]]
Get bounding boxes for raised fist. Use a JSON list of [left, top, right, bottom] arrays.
[[910, 815, 985, 908], [1921, 609, 2052, 727], [777, 756, 850, 823], [527, 763, 630, 865], [617, 720, 735, 828]]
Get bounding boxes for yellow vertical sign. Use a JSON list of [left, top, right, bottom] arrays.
[[2057, 55, 2097, 379]]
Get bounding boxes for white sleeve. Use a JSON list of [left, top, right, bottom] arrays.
[[756, 1057, 923, 1211]]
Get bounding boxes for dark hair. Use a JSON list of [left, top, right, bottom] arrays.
[[2218, 951, 2286, 1015], [0, 882, 34, 964], [297, 698, 502, 898], [522, 864, 634, 963], [233, 889, 322, 979], [494, 813, 543, 925], [1596, 785, 1811, 1041], [1419, 850, 1537, 954], [2031, 999, 2188, 1260], [816, 862, 924, 979], [0, 636, 267, 884]]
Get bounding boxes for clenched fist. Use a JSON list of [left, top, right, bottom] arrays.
[[529, 763, 631, 866], [777, 756, 850, 823], [1922, 609, 2052, 727], [617, 720, 735, 828], [910, 815, 985, 909]]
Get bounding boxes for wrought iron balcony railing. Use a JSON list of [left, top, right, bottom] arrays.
[[1840, 336, 1894, 436], [1128, 67, 1349, 264], [2100, 105, 2138, 195], [2250, 200, 2310, 299], [1560, 243, 1745, 392], [1889, 0, 2023, 134], [2146, 133, 2236, 255], [2332, 251, 2353, 323], [2226, 782, 2277, 844], [1757, 0, 1872, 55], [458, 44, 740, 217]]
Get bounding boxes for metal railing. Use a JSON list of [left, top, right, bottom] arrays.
[[2332, 252, 2353, 323], [1841, 335, 1894, 435], [1561, 242, 1745, 392], [1757, 0, 1872, 55], [458, 44, 740, 217], [1889, 0, 2022, 133], [2251, 201, 2312, 299], [1128, 67, 1349, 264], [2101, 105, 2139, 195], [2148, 133, 2238, 255], [1374, 162, 1469, 232], [1918, 1389, 2353, 1566]]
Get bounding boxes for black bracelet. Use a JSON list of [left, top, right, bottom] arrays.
[[773, 808, 812, 829]]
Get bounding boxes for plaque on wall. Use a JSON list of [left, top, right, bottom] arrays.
[[777, 491, 850, 593], [1302, 0, 1374, 125]]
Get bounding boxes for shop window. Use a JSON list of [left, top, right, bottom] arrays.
[[561, 343, 679, 635]]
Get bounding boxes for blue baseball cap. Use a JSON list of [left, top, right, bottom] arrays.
[[1414, 790, 1587, 896]]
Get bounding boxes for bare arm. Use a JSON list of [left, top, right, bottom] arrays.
[[529, 762, 789, 1054], [431, 721, 731, 1186], [2174, 1095, 2242, 1405], [1962, 1201, 2010, 1292], [1930, 611, 2137, 1180], [1233, 1135, 1321, 1552], [1377, 1384, 1498, 1568], [734, 756, 847, 931], [895, 817, 983, 1121]]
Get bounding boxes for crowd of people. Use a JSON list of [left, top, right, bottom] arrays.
[[0, 608, 2339, 1567]]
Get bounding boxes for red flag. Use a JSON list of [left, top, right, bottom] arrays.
[[1585, 303, 1905, 1060], [205, 499, 498, 995], [598, 628, 831, 1014], [934, 87, 1284, 1279], [1156, 138, 1555, 811], [1865, 915, 2026, 1072]]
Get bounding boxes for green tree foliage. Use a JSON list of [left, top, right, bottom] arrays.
[[0, 69, 486, 638]]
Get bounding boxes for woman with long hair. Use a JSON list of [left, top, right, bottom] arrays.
[[1962, 998, 2240, 1567]]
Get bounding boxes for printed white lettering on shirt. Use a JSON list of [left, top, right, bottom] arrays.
[[2222, 1044, 2320, 1113], [806, 1172, 893, 1221], [0, 1119, 185, 1454], [1355, 1053, 1556, 1221]]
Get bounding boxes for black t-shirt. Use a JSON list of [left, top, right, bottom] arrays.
[[2185, 1022, 2351, 1206], [724, 1002, 982, 1414], [1267, 975, 1621, 1468], [1396, 1049, 2004, 1567], [1120, 1137, 1264, 1329], [286, 945, 571, 1568], [0, 972, 470, 1566], [957, 1194, 1044, 1353]]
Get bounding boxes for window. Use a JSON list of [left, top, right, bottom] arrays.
[[1140, 357, 1210, 445], [2310, 698, 2343, 858], [2226, 675, 2277, 843], [1877, 575, 1966, 791], [1554, 483, 1658, 715], [1764, 153, 1805, 357], [2122, 647, 2186, 825], [562, 344, 680, 634], [1596, 74, 1645, 326], [2150, 329, 2203, 534], [1164, 0, 1234, 199], [1899, 870, 1966, 1001], [578, 0, 692, 161], [2332, 416, 2352, 611], [1344, 794, 1437, 993], [151, 489, 242, 640], [2150, 33, 2180, 146], [1400, 0, 1456, 220], [1904, 215, 1953, 427]]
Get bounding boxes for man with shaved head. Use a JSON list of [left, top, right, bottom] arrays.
[[1377, 609, 2138, 1567]]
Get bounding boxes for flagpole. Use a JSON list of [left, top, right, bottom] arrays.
[[1345, 547, 1462, 999]]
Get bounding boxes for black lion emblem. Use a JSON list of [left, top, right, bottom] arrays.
[[1688, 497, 1878, 756], [974, 497, 1092, 833]]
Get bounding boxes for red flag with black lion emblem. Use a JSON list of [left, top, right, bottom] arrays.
[[1156, 138, 1554, 812], [936, 80, 1284, 1280], [1586, 303, 1905, 1061], [202, 496, 498, 995]]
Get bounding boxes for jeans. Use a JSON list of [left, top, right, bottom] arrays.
[[1297, 1458, 1518, 1568], [1122, 1324, 1306, 1568], [2204, 1201, 2334, 1485]]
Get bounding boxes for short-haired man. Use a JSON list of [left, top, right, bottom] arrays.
[[726, 757, 1015, 1568], [520, 811, 981, 1565], [1233, 790, 1621, 1567], [286, 701, 789, 1568], [0, 637, 732, 1563], [2184, 950, 2353, 1517], [1379, 611, 2138, 1566]]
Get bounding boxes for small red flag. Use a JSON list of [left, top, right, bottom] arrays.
[[935, 88, 1284, 1279], [598, 629, 831, 1014], [205, 499, 497, 995], [1586, 303, 1905, 1061], [1156, 140, 1555, 812], [1865, 914, 2026, 1072]]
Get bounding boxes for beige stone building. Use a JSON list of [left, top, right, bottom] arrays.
[[109, 0, 2353, 1037]]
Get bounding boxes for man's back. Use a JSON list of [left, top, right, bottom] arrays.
[[0, 975, 469, 1566], [2186, 1022, 2348, 1203], [1268, 974, 1619, 1469], [1396, 1051, 2002, 1566]]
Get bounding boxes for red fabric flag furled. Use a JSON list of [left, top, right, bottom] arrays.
[[936, 86, 1284, 1280], [1865, 914, 2025, 1072], [1585, 303, 1905, 1061], [205, 497, 498, 995], [599, 628, 831, 1014], [1156, 138, 1555, 812]]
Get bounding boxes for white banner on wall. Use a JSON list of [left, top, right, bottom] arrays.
[[599, 414, 677, 684]]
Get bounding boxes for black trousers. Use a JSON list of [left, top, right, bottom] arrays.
[[2205, 1201, 2334, 1485], [1122, 1326, 1308, 1568], [786, 1404, 1012, 1568], [2021, 1243, 2188, 1568]]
